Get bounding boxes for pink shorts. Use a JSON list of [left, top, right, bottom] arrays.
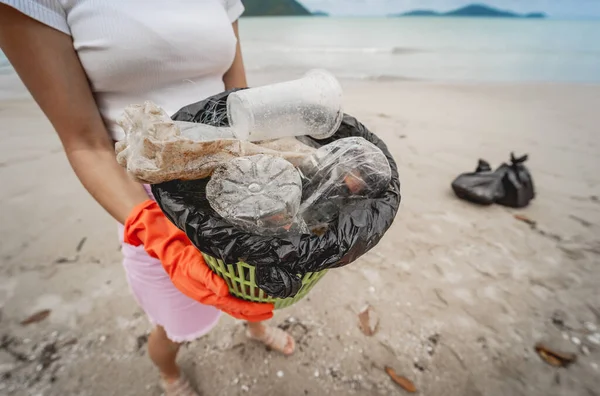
[[117, 185, 221, 342]]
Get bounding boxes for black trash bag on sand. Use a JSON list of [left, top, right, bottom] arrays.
[[451, 159, 504, 205], [495, 153, 535, 208], [151, 90, 401, 298], [451, 153, 534, 208]]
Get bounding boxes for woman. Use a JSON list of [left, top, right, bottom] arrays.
[[0, 1, 295, 395]]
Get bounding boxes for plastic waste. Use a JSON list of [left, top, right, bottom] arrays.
[[206, 154, 303, 234], [495, 153, 535, 208], [115, 101, 316, 184], [174, 121, 236, 140], [152, 90, 401, 298], [297, 137, 392, 228], [451, 153, 534, 207], [451, 159, 505, 205], [227, 69, 343, 141]]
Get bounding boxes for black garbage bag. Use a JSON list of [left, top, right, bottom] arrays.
[[451, 153, 534, 208], [151, 90, 401, 298], [495, 153, 535, 208], [451, 159, 505, 205]]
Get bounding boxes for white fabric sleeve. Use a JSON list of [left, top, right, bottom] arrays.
[[222, 0, 244, 22], [0, 0, 70, 35]]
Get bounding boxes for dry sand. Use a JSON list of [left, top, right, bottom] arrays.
[[1, 78, 600, 396]]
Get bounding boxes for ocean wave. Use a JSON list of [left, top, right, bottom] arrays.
[[245, 45, 423, 55], [246, 66, 418, 82], [245, 45, 600, 57]]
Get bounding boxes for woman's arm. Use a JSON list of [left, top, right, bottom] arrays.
[[223, 20, 248, 90], [0, 5, 148, 224]]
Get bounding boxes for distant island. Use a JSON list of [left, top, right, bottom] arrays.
[[242, 0, 311, 16], [240, 1, 543, 18], [392, 4, 546, 18]]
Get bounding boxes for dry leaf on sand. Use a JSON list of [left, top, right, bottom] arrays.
[[535, 342, 577, 367], [514, 214, 537, 227], [20, 309, 51, 326], [385, 366, 417, 393], [358, 305, 379, 336]]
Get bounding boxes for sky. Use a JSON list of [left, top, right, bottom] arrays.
[[298, 0, 600, 18]]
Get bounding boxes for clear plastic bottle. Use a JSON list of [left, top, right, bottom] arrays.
[[227, 69, 343, 142], [206, 154, 303, 234], [298, 137, 392, 228]]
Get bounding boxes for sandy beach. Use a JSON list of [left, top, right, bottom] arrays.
[[1, 76, 599, 396]]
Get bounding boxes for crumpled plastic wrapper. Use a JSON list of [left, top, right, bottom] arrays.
[[206, 154, 303, 235], [115, 101, 315, 184], [297, 136, 392, 228]]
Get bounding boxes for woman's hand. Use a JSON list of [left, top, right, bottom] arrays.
[[125, 200, 274, 322]]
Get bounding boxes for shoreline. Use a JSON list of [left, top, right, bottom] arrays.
[[3, 70, 600, 103], [0, 65, 600, 102]]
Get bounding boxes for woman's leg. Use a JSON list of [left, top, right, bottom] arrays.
[[246, 321, 295, 355], [148, 326, 199, 396], [119, 217, 218, 396], [148, 325, 181, 381]]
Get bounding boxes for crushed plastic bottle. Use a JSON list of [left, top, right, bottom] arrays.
[[206, 154, 303, 234], [227, 69, 343, 141], [298, 137, 392, 228]]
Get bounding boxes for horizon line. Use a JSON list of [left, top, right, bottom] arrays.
[[245, 14, 600, 20]]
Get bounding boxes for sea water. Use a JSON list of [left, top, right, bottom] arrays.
[[239, 17, 600, 83], [2, 16, 600, 98]]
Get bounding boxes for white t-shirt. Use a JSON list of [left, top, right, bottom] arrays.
[[2, 0, 245, 140]]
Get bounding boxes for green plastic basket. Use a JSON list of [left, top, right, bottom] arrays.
[[202, 253, 327, 309]]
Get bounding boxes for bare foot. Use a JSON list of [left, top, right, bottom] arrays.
[[246, 322, 295, 356]]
